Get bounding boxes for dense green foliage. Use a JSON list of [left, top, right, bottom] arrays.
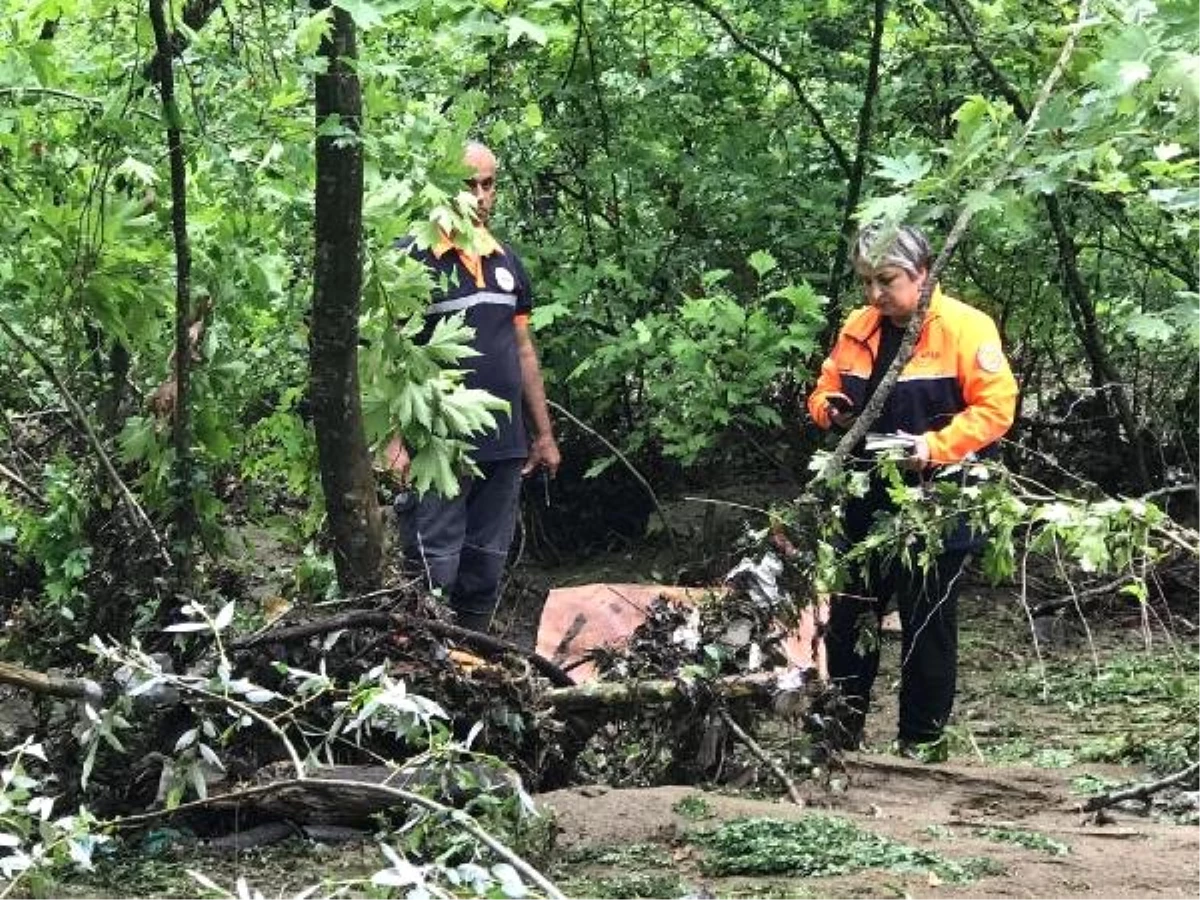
[[0, 0, 1194, 563]]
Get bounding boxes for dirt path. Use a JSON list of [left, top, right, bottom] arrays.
[[542, 756, 1199, 899]]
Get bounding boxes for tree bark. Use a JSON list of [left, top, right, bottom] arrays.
[[823, 0, 888, 332], [148, 0, 196, 583], [309, 2, 382, 592]]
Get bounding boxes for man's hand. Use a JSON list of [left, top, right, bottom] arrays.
[[383, 436, 411, 485], [523, 434, 561, 478]]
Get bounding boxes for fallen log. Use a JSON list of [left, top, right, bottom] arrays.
[[113, 769, 565, 899]]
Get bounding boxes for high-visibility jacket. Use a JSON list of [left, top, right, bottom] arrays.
[[808, 287, 1018, 465]]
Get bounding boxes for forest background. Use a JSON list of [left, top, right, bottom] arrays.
[[0, 0, 1196, 892]]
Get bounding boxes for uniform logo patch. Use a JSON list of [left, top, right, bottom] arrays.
[[976, 343, 1005, 373], [495, 267, 516, 293]]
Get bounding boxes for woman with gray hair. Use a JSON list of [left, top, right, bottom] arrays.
[[807, 223, 1018, 760]]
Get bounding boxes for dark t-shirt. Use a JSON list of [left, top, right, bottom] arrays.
[[405, 241, 533, 461], [863, 318, 905, 434]]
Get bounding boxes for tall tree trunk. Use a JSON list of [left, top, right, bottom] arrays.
[[148, 0, 196, 585], [309, 2, 383, 592], [822, 0, 887, 337], [1044, 193, 1151, 490]]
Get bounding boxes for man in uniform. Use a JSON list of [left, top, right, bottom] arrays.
[[385, 142, 560, 632]]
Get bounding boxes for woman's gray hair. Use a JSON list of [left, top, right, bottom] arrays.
[[851, 224, 932, 276]]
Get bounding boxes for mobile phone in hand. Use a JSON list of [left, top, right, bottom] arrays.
[[828, 395, 854, 414]]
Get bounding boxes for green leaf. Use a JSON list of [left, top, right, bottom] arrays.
[[875, 152, 931, 186], [747, 250, 777, 278], [333, 0, 383, 30], [522, 102, 543, 128], [1124, 312, 1175, 344], [1160, 54, 1200, 107], [506, 16, 547, 47], [114, 156, 158, 186], [290, 9, 328, 53], [856, 194, 915, 227]]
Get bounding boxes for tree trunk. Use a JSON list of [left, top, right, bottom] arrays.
[[309, 2, 382, 592], [148, 0, 196, 584], [1044, 193, 1151, 491]]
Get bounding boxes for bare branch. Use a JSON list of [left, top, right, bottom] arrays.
[[682, 0, 853, 179]]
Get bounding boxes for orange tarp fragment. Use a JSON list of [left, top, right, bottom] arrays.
[[535, 583, 827, 684]]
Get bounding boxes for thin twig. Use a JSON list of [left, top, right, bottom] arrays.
[[717, 708, 804, 806], [0, 460, 41, 505], [547, 399, 680, 557], [0, 314, 170, 564]]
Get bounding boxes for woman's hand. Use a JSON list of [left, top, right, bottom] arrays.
[[382, 436, 411, 485], [826, 392, 856, 429], [897, 431, 930, 472]]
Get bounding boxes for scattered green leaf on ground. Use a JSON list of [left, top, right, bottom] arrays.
[[694, 816, 1003, 883]]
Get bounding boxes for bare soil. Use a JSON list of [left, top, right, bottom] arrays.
[[542, 761, 1198, 899]]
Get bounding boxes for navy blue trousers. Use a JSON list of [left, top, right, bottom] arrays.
[[825, 549, 969, 744], [397, 459, 524, 632]]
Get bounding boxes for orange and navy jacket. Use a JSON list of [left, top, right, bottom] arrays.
[[807, 287, 1017, 464]]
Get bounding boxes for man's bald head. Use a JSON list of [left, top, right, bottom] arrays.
[[464, 142, 498, 225]]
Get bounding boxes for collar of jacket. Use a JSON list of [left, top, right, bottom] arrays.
[[844, 284, 946, 344], [432, 226, 501, 259]]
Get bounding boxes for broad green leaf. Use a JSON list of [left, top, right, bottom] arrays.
[[297, 9, 336, 53], [875, 152, 931, 186], [747, 250, 777, 278]]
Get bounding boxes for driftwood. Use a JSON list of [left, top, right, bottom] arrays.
[[196, 762, 524, 827], [0, 661, 101, 702]]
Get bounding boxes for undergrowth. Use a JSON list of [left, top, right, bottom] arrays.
[[997, 648, 1199, 771]]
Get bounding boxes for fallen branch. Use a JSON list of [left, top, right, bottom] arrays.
[[0, 460, 41, 505], [543, 671, 794, 712], [0, 661, 101, 702], [111, 774, 565, 899], [1082, 762, 1199, 813], [231, 608, 574, 687], [1030, 576, 1130, 618], [717, 708, 804, 806]]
